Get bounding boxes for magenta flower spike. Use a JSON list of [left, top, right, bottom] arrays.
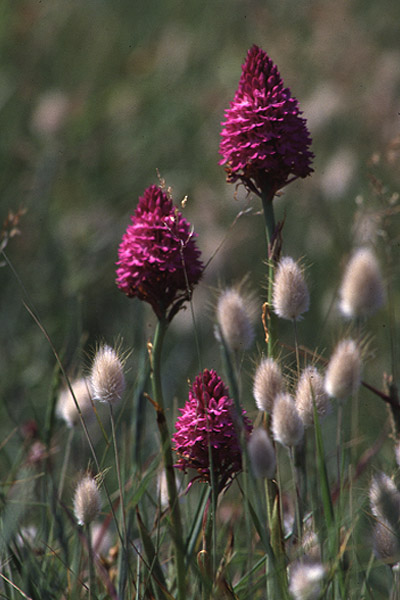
[[219, 45, 314, 196], [116, 185, 203, 320], [172, 369, 253, 491]]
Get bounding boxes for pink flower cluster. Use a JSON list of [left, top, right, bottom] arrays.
[[219, 45, 314, 195], [116, 185, 203, 319], [172, 369, 253, 489]]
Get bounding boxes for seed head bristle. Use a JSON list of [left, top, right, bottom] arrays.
[[73, 474, 101, 526], [216, 287, 255, 353], [324, 339, 361, 400], [253, 357, 284, 413], [272, 393, 304, 447], [272, 257, 309, 321], [90, 345, 125, 405], [339, 247, 385, 318]]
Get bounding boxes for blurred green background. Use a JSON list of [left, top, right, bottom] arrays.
[[1, 0, 400, 469]]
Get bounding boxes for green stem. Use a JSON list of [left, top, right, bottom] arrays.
[[261, 187, 277, 359], [151, 317, 186, 600], [58, 426, 74, 500], [261, 188, 276, 249], [288, 446, 302, 542], [86, 523, 96, 599], [109, 402, 130, 597]]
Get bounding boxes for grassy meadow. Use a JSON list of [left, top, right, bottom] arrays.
[[1, 1, 400, 598]]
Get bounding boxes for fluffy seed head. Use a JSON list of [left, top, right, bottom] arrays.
[[219, 45, 313, 195], [339, 247, 385, 318], [116, 184, 203, 319], [90, 345, 125, 405], [247, 427, 276, 479], [172, 369, 253, 489], [289, 562, 325, 600], [302, 527, 321, 563], [73, 475, 101, 526], [216, 287, 255, 353], [324, 339, 361, 400], [57, 377, 94, 428], [273, 257, 309, 321], [369, 472, 400, 527], [372, 519, 400, 565], [272, 393, 304, 447], [253, 358, 284, 413], [395, 441, 400, 469], [295, 366, 332, 427]]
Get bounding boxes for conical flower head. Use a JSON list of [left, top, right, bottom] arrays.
[[172, 369, 253, 489], [219, 45, 314, 195], [116, 185, 203, 319]]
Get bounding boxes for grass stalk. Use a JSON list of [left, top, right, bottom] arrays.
[[86, 523, 96, 600], [109, 401, 130, 597]]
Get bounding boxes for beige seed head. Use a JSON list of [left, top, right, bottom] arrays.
[[271, 393, 304, 448], [272, 257, 309, 321], [395, 441, 400, 469], [339, 247, 385, 318], [90, 345, 125, 405], [216, 287, 255, 352], [372, 519, 400, 565], [302, 526, 322, 563], [253, 357, 284, 413], [324, 339, 361, 400], [56, 377, 94, 428], [369, 472, 400, 526], [288, 561, 325, 600], [91, 522, 113, 557], [73, 475, 101, 526], [247, 427, 276, 479], [295, 366, 332, 427]]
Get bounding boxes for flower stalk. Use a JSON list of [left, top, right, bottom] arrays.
[[150, 316, 185, 600]]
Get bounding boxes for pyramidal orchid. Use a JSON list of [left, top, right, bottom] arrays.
[[172, 368, 253, 491], [116, 184, 203, 321], [220, 45, 314, 198]]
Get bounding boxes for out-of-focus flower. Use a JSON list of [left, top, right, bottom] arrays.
[[253, 357, 284, 413], [295, 366, 331, 427], [116, 185, 203, 320], [339, 247, 385, 318], [73, 475, 102, 526], [172, 369, 252, 490], [57, 377, 95, 428], [272, 393, 304, 448], [31, 90, 69, 137], [91, 522, 113, 557], [219, 45, 313, 196], [369, 472, 400, 526], [90, 345, 125, 405], [272, 257, 309, 321], [324, 339, 361, 401], [288, 561, 325, 600], [248, 427, 276, 479], [216, 287, 255, 353], [372, 519, 400, 565]]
